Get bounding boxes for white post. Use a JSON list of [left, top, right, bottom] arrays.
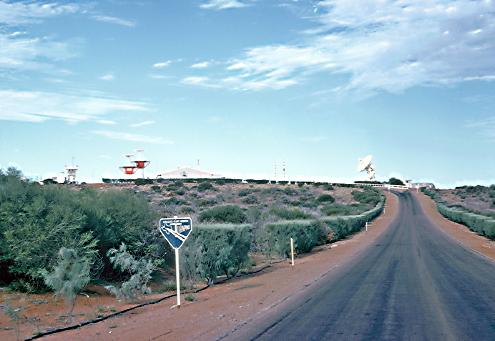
[[175, 248, 181, 307], [365, 222, 368, 232], [290, 238, 295, 266]]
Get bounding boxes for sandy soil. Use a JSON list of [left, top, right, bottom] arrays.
[[7, 191, 396, 341], [413, 191, 495, 261]]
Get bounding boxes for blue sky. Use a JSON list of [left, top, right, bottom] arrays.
[[0, 0, 494, 188]]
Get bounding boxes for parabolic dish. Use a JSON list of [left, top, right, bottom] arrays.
[[357, 155, 373, 171]]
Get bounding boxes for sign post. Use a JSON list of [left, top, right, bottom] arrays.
[[290, 237, 295, 266], [158, 216, 192, 308]]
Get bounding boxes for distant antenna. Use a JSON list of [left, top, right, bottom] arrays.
[[197, 159, 200, 167], [282, 161, 286, 180], [357, 155, 376, 181]]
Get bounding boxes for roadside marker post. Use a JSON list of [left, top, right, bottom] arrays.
[[158, 216, 193, 308], [290, 238, 295, 266], [365, 221, 368, 232]]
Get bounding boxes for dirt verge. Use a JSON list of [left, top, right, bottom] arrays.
[[413, 191, 495, 262]]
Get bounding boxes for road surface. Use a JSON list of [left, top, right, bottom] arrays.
[[242, 192, 495, 340]]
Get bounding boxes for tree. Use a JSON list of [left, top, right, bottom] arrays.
[[388, 177, 405, 186], [42, 248, 91, 322], [6, 167, 23, 178]]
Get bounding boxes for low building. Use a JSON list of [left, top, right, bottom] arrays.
[[156, 167, 223, 179]]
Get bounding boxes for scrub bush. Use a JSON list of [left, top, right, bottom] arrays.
[[42, 248, 91, 320], [181, 224, 251, 284], [437, 204, 495, 239], [199, 205, 247, 224], [261, 220, 326, 258], [269, 207, 312, 220], [105, 243, 155, 302], [317, 194, 335, 204]]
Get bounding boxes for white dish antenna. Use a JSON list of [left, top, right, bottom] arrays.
[[357, 155, 376, 181]]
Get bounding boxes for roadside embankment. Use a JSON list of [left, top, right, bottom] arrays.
[[44, 191, 399, 341], [413, 191, 495, 262]]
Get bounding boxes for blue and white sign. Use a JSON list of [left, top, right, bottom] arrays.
[[158, 217, 193, 250]]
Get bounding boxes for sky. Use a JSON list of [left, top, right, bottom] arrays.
[[0, 0, 494, 188]]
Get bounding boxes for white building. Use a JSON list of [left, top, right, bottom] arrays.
[[156, 167, 223, 179]]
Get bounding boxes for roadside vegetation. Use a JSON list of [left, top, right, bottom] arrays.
[[0, 168, 384, 306], [422, 186, 495, 239]]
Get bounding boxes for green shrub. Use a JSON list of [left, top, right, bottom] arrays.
[[198, 198, 218, 207], [321, 204, 367, 216], [238, 189, 251, 197], [199, 205, 247, 223], [323, 200, 384, 241], [437, 204, 495, 239], [42, 248, 91, 320], [197, 182, 215, 192], [269, 207, 312, 220], [317, 194, 335, 204], [181, 224, 251, 284], [151, 185, 161, 192], [261, 220, 326, 258], [180, 206, 195, 214], [0, 173, 155, 291], [105, 243, 155, 302], [242, 195, 259, 205], [351, 188, 381, 206], [134, 178, 153, 186]]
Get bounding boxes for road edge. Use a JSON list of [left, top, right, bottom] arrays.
[[413, 191, 495, 262]]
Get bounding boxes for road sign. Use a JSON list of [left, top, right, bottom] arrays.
[[159, 217, 192, 250]]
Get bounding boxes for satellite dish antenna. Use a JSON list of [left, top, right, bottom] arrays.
[[357, 155, 376, 181]]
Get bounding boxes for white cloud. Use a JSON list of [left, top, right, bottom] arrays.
[[201, 0, 495, 93], [200, 0, 248, 10], [181, 76, 219, 88], [92, 130, 173, 145], [0, 90, 150, 123], [97, 119, 117, 125], [0, 1, 81, 25], [191, 61, 210, 69], [99, 73, 114, 81], [152, 61, 172, 69], [0, 2, 82, 73], [130, 120, 155, 128], [0, 32, 77, 72], [92, 15, 136, 27]]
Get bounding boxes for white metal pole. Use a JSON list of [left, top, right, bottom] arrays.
[[365, 222, 368, 232], [175, 248, 181, 307], [290, 238, 294, 266]]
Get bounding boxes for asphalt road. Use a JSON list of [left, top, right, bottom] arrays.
[[246, 192, 495, 340]]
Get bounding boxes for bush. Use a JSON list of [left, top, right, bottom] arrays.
[[199, 205, 247, 224], [352, 188, 381, 206], [151, 185, 161, 192], [181, 224, 251, 284], [242, 195, 259, 205], [105, 243, 155, 302], [269, 207, 312, 220], [261, 220, 326, 258], [198, 198, 218, 207], [317, 194, 335, 204], [0, 173, 155, 291], [197, 182, 215, 192], [134, 178, 153, 186], [323, 200, 384, 241], [321, 204, 367, 216], [437, 204, 495, 239], [42, 248, 91, 320], [238, 189, 251, 197]]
